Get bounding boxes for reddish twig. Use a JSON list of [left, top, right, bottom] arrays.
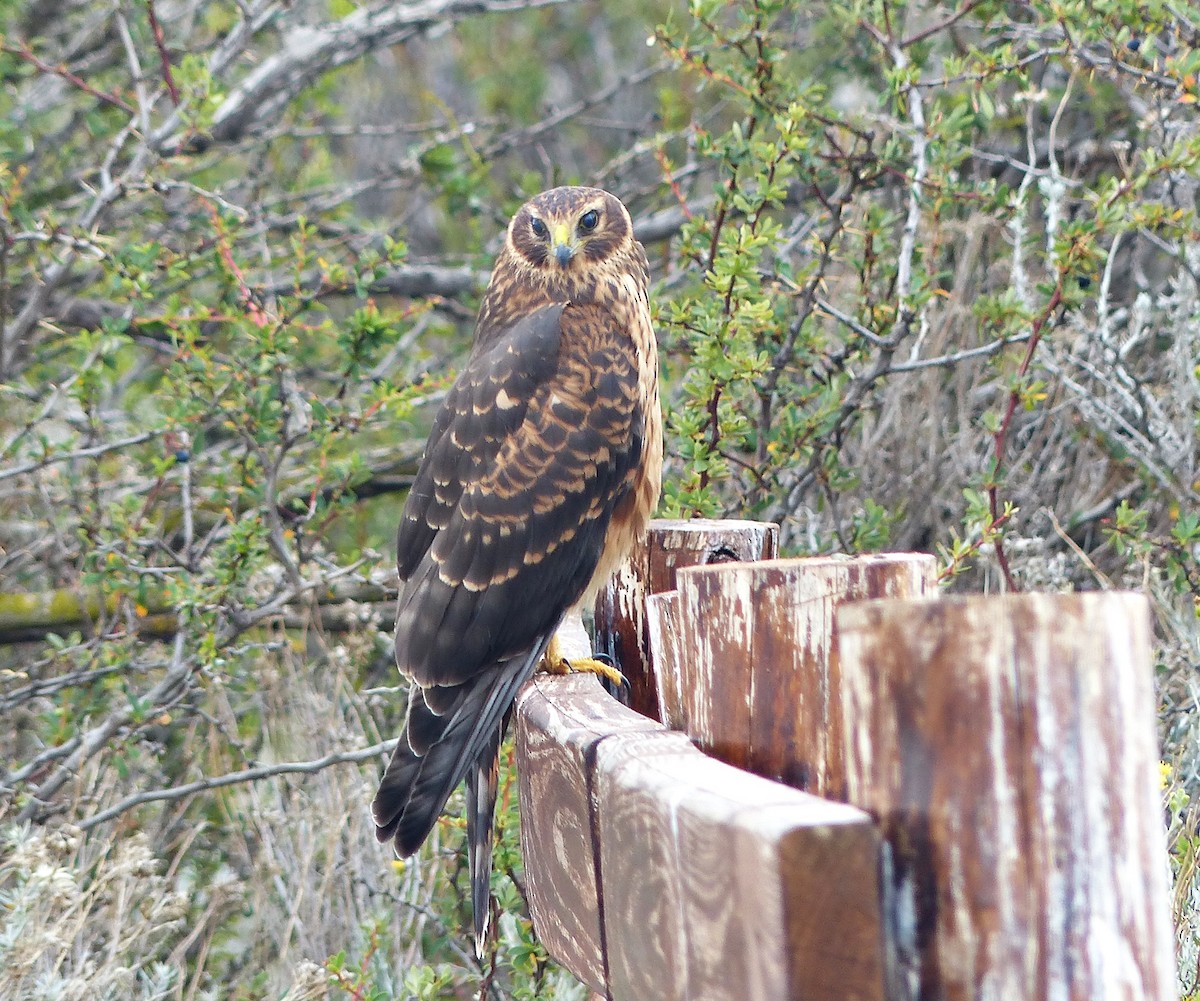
[[145, 0, 181, 106], [654, 144, 693, 221], [987, 274, 1066, 590], [3, 41, 134, 115], [900, 0, 988, 48], [201, 198, 270, 328]]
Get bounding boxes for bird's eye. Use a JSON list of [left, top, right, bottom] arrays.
[[530, 217, 548, 238], [578, 209, 600, 233]]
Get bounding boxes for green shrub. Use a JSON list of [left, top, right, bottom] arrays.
[[0, 0, 1196, 996]]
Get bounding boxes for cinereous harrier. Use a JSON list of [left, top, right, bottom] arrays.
[[372, 186, 661, 954]]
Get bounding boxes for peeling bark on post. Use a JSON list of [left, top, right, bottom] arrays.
[[669, 554, 936, 798], [593, 518, 778, 720], [837, 593, 1177, 1001]]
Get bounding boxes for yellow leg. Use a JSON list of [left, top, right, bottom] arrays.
[[539, 634, 626, 688]]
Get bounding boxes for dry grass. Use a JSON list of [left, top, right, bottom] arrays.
[[0, 619, 512, 999]]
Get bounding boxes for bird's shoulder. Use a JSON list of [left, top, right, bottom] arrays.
[[396, 304, 563, 579], [396, 297, 637, 576]]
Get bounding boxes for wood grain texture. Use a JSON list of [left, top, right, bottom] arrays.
[[594, 731, 884, 1001], [515, 670, 666, 992], [593, 519, 778, 720], [672, 554, 936, 798], [837, 593, 1177, 1001], [777, 815, 885, 1001], [644, 589, 684, 729]]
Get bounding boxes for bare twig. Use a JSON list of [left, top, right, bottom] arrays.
[[115, 8, 152, 137], [815, 296, 890, 346], [888, 331, 1032, 372], [987, 274, 1067, 591], [13, 633, 194, 821], [1048, 508, 1113, 590], [1041, 74, 1074, 277], [179, 0, 574, 149], [1, 39, 134, 114], [0, 430, 163, 483], [78, 738, 398, 831], [888, 38, 928, 330], [144, 0, 181, 106], [900, 0, 988, 48]]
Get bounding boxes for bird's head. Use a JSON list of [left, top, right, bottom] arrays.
[[504, 186, 636, 289]]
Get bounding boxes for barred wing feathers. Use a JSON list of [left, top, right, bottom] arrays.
[[372, 301, 646, 860]]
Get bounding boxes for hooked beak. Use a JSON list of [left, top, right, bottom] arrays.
[[551, 223, 576, 267]]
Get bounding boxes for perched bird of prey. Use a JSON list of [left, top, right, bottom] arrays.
[[372, 186, 661, 954]]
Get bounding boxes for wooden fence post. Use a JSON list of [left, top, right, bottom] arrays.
[[644, 588, 686, 729], [516, 671, 671, 995], [593, 732, 883, 1001], [518, 524, 893, 1001], [836, 593, 1177, 1001], [664, 554, 936, 799], [593, 519, 778, 720], [515, 671, 885, 1001]]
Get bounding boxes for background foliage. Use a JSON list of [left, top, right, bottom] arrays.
[[1, 0, 1198, 997]]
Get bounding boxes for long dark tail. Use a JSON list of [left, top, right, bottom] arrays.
[[371, 639, 548, 941], [466, 730, 501, 956]]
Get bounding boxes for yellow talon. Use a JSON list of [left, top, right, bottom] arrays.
[[540, 634, 626, 688]]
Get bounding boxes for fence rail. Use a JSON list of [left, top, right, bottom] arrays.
[[514, 520, 1176, 1001]]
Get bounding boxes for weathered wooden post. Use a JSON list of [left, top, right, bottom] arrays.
[[592, 725, 883, 1001], [593, 519, 778, 719], [516, 667, 668, 994], [521, 537, 1177, 1000], [836, 593, 1177, 1001], [516, 667, 885, 1001], [663, 554, 936, 799], [517, 523, 888, 1001]]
